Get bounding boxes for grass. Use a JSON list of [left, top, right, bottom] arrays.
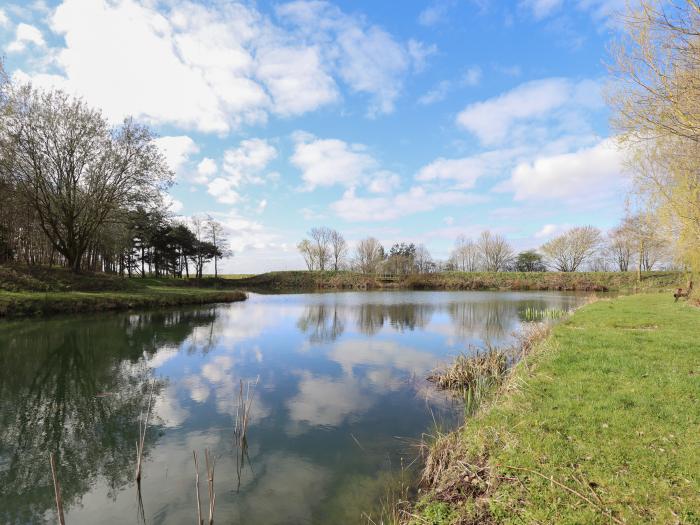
[[0, 264, 248, 317], [412, 294, 700, 524]]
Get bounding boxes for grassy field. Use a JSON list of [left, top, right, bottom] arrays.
[[413, 294, 699, 524], [228, 270, 687, 292], [0, 265, 247, 317]]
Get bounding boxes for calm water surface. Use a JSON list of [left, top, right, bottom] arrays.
[[0, 290, 587, 524]]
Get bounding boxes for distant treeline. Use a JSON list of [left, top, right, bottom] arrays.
[[0, 66, 230, 277], [298, 217, 673, 276]]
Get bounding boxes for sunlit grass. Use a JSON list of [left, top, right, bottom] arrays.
[[413, 294, 700, 523]]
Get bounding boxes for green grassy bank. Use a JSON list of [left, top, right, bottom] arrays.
[[230, 270, 686, 292], [412, 294, 699, 524], [0, 265, 247, 318]]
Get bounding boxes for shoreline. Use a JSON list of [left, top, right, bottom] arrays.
[[228, 270, 686, 293], [407, 294, 699, 523], [0, 288, 248, 318]]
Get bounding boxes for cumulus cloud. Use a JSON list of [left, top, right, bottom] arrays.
[[291, 133, 377, 190], [415, 147, 526, 189], [331, 186, 484, 222], [6, 23, 46, 53], [507, 138, 626, 202], [0, 9, 9, 27], [207, 138, 277, 204], [16, 0, 429, 132], [456, 77, 602, 146], [154, 135, 199, 175], [277, 1, 432, 115]]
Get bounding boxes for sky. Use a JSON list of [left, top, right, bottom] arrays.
[[0, 0, 631, 273]]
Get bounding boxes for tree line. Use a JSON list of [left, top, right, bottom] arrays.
[[298, 216, 671, 275], [0, 66, 230, 276]]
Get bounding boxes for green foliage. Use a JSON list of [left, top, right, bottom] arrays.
[[514, 250, 546, 272]]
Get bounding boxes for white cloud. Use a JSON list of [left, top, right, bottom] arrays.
[[418, 1, 452, 26], [456, 77, 602, 145], [416, 148, 526, 188], [163, 194, 184, 213], [520, 0, 563, 20], [207, 138, 276, 204], [418, 80, 452, 105], [291, 134, 377, 190], [0, 9, 9, 27], [462, 66, 482, 86], [196, 157, 217, 183], [277, 1, 432, 115], [418, 66, 481, 105], [6, 23, 46, 53], [534, 223, 571, 238], [331, 186, 484, 222], [16, 0, 424, 133], [154, 135, 199, 175], [367, 170, 401, 194], [508, 138, 626, 202]]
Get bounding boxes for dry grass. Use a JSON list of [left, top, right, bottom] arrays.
[[427, 349, 507, 391]]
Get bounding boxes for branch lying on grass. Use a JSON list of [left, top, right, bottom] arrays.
[[500, 465, 626, 525]]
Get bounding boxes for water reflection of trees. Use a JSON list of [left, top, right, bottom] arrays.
[[0, 307, 219, 524], [356, 303, 436, 335], [296, 302, 437, 340], [297, 304, 346, 342]]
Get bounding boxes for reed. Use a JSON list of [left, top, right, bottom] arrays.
[[193, 449, 216, 525], [49, 452, 66, 525], [135, 380, 155, 485], [427, 348, 507, 391], [233, 376, 259, 492], [522, 306, 567, 321]]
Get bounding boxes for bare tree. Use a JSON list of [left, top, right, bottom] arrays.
[[206, 217, 229, 277], [607, 225, 634, 272], [540, 226, 602, 272], [329, 229, 347, 271], [476, 231, 513, 272], [621, 213, 669, 277], [0, 85, 171, 272], [297, 239, 316, 271], [449, 235, 480, 271], [414, 244, 433, 273], [309, 227, 332, 271], [355, 237, 384, 274]]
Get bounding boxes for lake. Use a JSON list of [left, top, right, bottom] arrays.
[[0, 290, 587, 524]]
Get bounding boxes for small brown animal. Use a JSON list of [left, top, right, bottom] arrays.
[[674, 281, 693, 302]]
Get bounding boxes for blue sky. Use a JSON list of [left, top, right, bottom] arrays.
[[0, 0, 629, 272]]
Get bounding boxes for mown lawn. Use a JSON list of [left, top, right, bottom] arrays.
[[415, 294, 700, 524]]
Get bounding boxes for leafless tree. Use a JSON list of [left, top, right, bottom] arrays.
[[297, 239, 316, 271], [206, 216, 229, 277], [476, 231, 513, 272], [540, 226, 602, 272], [449, 235, 480, 271], [329, 229, 347, 271], [0, 84, 171, 272], [355, 237, 384, 274], [606, 225, 634, 272], [414, 244, 433, 273], [309, 227, 332, 271]]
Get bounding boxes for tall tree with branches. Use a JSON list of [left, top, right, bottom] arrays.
[[0, 84, 171, 272]]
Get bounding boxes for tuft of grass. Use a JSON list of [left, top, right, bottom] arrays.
[[413, 294, 700, 524], [427, 349, 507, 391]]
